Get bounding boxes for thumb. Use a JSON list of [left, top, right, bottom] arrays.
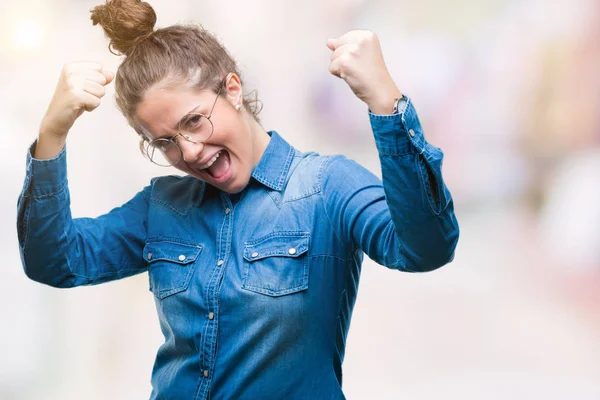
[[326, 38, 337, 51], [102, 69, 115, 85]]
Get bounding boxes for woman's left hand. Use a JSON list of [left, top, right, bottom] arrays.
[[327, 30, 402, 115]]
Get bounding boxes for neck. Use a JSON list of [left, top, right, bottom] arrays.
[[248, 115, 270, 166]]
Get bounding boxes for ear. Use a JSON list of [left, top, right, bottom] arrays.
[[224, 72, 243, 109]]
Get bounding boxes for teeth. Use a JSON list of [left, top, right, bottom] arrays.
[[199, 151, 221, 170]]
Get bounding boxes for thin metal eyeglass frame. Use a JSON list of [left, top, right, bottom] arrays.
[[144, 80, 225, 166]]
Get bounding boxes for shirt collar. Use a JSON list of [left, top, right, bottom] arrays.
[[197, 130, 294, 206], [250, 130, 295, 191]]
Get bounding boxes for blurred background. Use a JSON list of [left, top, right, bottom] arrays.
[[1, 0, 599, 399]]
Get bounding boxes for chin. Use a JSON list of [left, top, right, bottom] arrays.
[[220, 178, 249, 194]]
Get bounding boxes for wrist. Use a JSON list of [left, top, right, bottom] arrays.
[[367, 87, 403, 115], [36, 129, 67, 160], [39, 117, 70, 140]]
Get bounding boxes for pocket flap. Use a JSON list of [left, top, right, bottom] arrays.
[[144, 241, 202, 265], [243, 233, 309, 262]]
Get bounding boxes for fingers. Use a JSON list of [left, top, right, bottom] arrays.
[[326, 31, 366, 50], [80, 91, 102, 112], [327, 30, 377, 51], [326, 38, 337, 51], [328, 43, 358, 79], [102, 70, 115, 85], [82, 80, 106, 99], [328, 55, 348, 79], [64, 62, 114, 86], [78, 70, 110, 85], [330, 43, 360, 62]]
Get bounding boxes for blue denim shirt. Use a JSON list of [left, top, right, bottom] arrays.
[[17, 98, 459, 400]]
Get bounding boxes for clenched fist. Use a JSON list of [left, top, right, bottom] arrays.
[[327, 30, 402, 115], [36, 62, 114, 159]]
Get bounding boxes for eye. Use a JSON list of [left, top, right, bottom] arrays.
[[184, 115, 202, 130], [151, 139, 174, 152]]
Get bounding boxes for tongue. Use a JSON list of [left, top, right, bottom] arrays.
[[208, 151, 230, 178]]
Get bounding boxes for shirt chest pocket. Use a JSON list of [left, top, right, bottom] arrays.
[[143, 241, 202, 299], [242, 232, 310, 297]]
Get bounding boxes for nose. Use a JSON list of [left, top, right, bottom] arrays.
[[179, 138, 204, 164]]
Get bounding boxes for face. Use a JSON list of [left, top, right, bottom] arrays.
[[135, 74, 269, 194]]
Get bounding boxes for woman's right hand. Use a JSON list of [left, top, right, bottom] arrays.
[[35, 62, 114, 159]]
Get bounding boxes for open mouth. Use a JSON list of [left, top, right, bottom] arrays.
[[198, 150, 231, 181]]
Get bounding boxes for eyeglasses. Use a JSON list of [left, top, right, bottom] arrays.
[[144, 80, 224, 167]]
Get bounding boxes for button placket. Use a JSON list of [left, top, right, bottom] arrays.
[[199, 192, 235, 391]]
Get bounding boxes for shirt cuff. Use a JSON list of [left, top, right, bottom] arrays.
[[23, 140, 68, 198], [368, 96, 427, 156]]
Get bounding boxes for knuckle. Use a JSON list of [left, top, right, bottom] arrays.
[[68, 79, 81, 93], [65, 80, 76, 93], [359, 31, 377, 45], [65, 71, 79, 84]]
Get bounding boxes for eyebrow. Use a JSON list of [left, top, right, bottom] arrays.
[[154, 104, 202, 140]]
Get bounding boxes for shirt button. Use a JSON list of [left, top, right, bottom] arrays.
[[288, 248, 297, 255], [208, 312, 214, 320], [178, 254, 186, 262], [251, 252, 259, 258], [147, 253, 153, 261], [217, 260, 224, 266], [203, 369, 209, 378], [225, 207, 230, 215], [409, 129, 415, 137]]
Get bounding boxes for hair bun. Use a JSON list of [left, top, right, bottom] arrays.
[[90, 0, 157, 56]]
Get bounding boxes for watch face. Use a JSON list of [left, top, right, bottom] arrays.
[[394, 97, 407, 114]]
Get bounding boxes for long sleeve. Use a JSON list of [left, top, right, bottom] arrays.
[[17, 142, 150, 288], [320, 97, 459, 272]]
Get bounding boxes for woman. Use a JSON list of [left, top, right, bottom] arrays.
[[17, 0, 459, 398]]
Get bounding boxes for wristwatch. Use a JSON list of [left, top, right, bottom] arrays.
[[393, 95, 408, 115]]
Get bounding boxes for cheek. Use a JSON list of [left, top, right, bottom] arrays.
[[231, 143, 253, 170], [221, 129, 250, 160]]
